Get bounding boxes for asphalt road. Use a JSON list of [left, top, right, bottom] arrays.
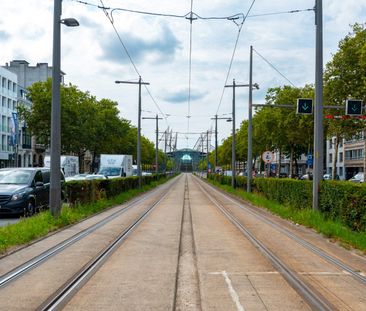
[[0, 218, 20, 227]]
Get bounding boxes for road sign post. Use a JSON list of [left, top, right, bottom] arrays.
[[346, 99, 363, 116], [297, 98, 313, 114]]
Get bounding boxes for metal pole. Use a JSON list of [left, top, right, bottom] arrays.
[[313, 0, 323, 210], [206, 130, 209, 172], [50, 0, 62, 216], [155, 115, 159, 174], [215, 115, 218, 170], [247, 45, 253, 193], [232, 79, 236, 188], [137, 76, 142, 188]]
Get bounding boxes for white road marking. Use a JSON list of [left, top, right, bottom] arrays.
[[209, 271, 278, 276], [220, 271, 245, 311]]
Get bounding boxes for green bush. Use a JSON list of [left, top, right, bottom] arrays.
[[320, 181, 366, 231], [65, 174, 168, 206], [209, 174, 366, 232]]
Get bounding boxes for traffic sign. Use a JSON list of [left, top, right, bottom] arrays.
[[297, 98, 313, 114], [262, 151, 273, 163], [346, 99, 363, 116], [306, 154, 313, 166]]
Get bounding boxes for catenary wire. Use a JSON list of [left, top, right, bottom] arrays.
[[215, 0, 257, 117], [98, 0, 169, 125], [253, 48, 296, 87], [187, 0, 194, 146]]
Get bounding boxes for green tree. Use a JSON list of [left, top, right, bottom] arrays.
[[324, 23, 366, 178]]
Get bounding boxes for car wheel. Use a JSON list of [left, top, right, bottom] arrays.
[[25, 201, 35, 217]]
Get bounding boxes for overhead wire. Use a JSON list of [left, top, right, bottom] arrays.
[[187, 0, 194, 146], [98, 0, 169, 124], [215, 0, 257, 117], [253, 48, 296, 87]]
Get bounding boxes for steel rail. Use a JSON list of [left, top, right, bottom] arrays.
[[199, 177, 366, 285], [196, 179, 334, 311], [40, 175, 176, 311], [0, 176, 180, 288]]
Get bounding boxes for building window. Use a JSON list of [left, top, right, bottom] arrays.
[[8, 98, 11, 109], [339, 167, 343, 177], [2, 97, 6, 107], [2, 77, 6, 88], [339, 152, 343, 162], [329, 153, 333, 163], [329, 139, 332, 149]]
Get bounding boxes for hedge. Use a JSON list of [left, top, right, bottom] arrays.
[[65, 174, 168, 206], [207, 174, 366, 232]]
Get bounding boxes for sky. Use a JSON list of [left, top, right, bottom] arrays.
[[1, 0, 365, 151]]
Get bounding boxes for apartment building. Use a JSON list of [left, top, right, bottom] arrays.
[[2, 60, 65, 167], [0, 67, 18, 167], [325, 137, 345, 180]]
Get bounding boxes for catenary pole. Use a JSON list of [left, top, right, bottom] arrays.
[[247, 45, 253, 193], [50, 0, 62, 216], [142, 115, 162, 174], [313, 0, 323, 210], [115, 77, 150, 188]]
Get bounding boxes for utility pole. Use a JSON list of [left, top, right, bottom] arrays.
[[142, 114, 162, 174], [247, 46, 254, 193], [115, 77, 150, 188], [313, 0, 323, 210], [225, 79, 250, 188], [211, 115, 232, 171], [206, 130, 209, 171]]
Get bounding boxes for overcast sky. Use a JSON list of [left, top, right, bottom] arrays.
[[1, 0, 365, 150]]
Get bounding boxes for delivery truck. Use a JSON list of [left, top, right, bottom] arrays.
[[44, 155, 79, 178], [98, 154, 133, 178]]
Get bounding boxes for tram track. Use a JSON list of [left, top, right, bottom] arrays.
[[193, 176, 365, 310], [196, 176, 366, 286], [0, 175, 181, 293]]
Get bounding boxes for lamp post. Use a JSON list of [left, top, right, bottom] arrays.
[[50, 0, 79, 217]]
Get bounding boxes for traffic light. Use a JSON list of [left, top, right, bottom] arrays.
[[297, 98, 313, 115], [346, 99, 363, 116]]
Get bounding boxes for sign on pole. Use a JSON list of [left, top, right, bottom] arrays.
[[262, 151, 273, 163], [346, 99, 363, 116], [297, 98, 313, 115]]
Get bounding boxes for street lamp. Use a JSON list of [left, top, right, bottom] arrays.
[[50, 0, 79, 217]]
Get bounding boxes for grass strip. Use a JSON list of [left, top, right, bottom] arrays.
[[0, 178, 170, 255], [207, 179, 366, 253]]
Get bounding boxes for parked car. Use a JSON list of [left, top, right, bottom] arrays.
[[323, 174, 340, 180], [300, 173, 313, 180], [0, 168, 64, 216], [85, 174, 108, 180], [65, 173, 88, 182], [349, 172, 364, 183]]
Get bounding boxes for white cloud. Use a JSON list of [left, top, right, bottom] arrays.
[[1, 0, 364, 149]]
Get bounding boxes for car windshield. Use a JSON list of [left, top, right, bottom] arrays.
[[98, 167, 121, 176], [353, 173, 364, 179], [0, 170, 32, 184]]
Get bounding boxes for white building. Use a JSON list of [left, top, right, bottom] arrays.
[[325, 137, 345, 180], [3, 60, 65, 167], [0, 67, 18, 167]]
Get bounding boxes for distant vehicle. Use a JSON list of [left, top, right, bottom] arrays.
[[223, 170, 232, 177], [323, 174, 340, 180], [65, 174, 88, 182], [349, 172, 364, 183], [98, 154, 133, 178], [300, 173, 313, 180], [0, 168, 65, 216], [44, 155, 79, 178], [85, 174, 108, 180], [142, 172, 152, 176]]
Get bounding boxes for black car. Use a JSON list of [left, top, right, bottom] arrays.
[[0, 168, 64, 216]]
